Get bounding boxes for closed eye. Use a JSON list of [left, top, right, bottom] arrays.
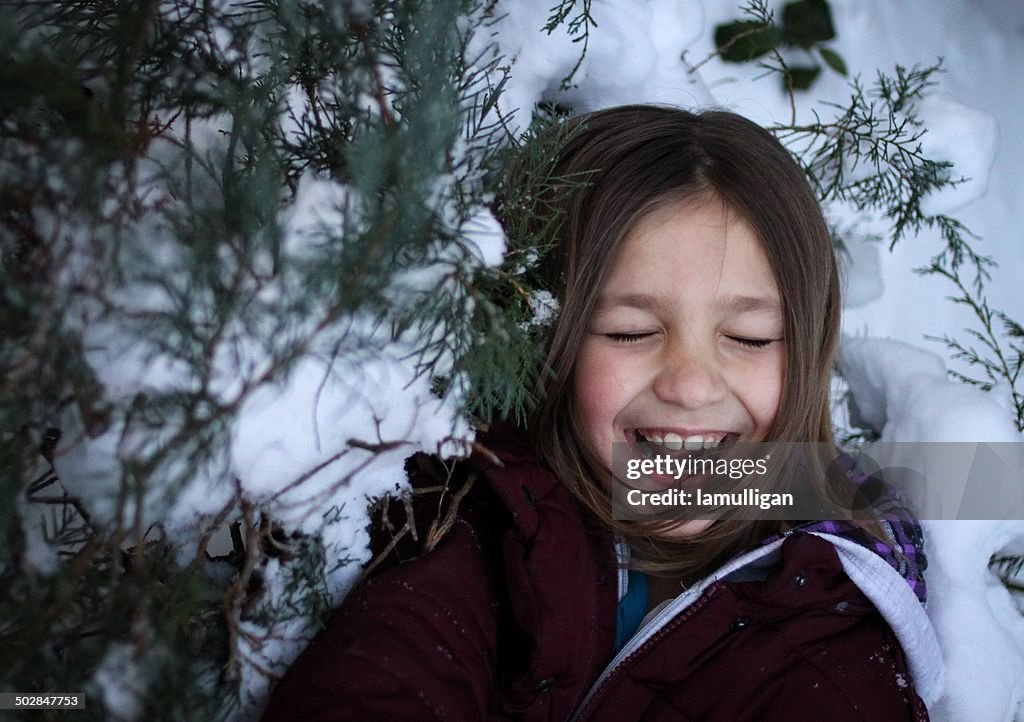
[[727, 336, 774, 349], [606, 332, 655, 344]]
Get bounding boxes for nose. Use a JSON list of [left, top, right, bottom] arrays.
[[651, 338, 728, 409]]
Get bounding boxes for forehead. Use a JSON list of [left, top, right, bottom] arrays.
[[596, 194, 780, 306]]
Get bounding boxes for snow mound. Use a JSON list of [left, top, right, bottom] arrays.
[[916, 92, 999, 216], [840, 336, 1018, 442], [838, 235, 885, 308], [841, 335, 1024, 721], [471, 0, 714, 136]]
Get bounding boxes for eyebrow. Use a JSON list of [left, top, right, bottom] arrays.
[[593, 293, 661, 311], [720, 294, 783, 315], [594, 292, 782, 315]]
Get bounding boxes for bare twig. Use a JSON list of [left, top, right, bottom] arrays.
[[424, 471, 478, 552]]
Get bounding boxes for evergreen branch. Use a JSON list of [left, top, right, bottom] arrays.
[[741, 0, 797, 125], [990, 553, 1024, 580], [726, 10, 1022, 438], [687, 0, 775, 76], [1, 0, 514, 712], [990, 552, 1024, 599], [922, 263, 1024, 430], [769, 61, 997, 295], [543, 0, 596, 89], [352, 20, 397, 127]]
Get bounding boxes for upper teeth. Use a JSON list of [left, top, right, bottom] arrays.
[[640, 431, 724, 449]]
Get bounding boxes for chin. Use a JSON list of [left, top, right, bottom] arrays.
[[654, 519, 714, 539]]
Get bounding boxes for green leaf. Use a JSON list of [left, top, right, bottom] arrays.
[[781, 0, 836, 48], [786, 64, 822, 90], [819, 47, 848, 76], [713, 20, 781, 63]]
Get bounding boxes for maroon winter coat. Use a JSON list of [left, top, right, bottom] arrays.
[[262, 426, 935, 721]]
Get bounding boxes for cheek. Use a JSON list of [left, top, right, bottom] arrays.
[[750, 346, 785, 429], [572, 344, 625, 448], [573, 346, 606, 425]]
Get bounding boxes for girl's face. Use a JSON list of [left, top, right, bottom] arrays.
[[574, 194, 785, 513]]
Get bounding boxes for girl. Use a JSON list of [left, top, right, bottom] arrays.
[[262, 106, 942, 721]]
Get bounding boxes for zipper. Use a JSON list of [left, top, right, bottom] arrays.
[[568, 537, 788, 722], [570, 585, 721, 721], [614, 538, 630, 602]]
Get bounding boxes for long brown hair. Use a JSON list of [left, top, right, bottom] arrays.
[[510, 105, 843, 581]]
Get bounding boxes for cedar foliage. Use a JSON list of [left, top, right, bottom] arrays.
[[0, 1, 549, 717]]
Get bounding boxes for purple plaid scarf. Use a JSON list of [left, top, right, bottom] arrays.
[[765, 451, 928, 605]]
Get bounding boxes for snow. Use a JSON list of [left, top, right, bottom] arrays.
[[463, 207, 507, 268], [840, 336, 1019, 443], [16, 494, 60, 575], [840, 338, 1024, 722], [837, 234, 884, 308], [915, 92, 999, 216], [230, 341, 469, 534], [90, 641, 150, 721], [470, 0, 714, 137], [926, 521, 1024, 722], [528, 289, 559, 328]]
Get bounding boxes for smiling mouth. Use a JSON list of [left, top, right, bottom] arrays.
[[624, 429, 745, 492], [631, 429, 740, 451]]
